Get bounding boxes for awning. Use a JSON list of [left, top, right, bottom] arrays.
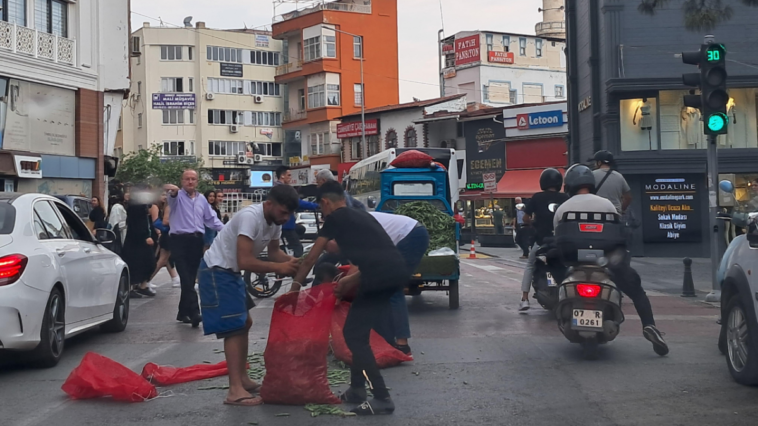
[[461, 168, 565, 200]]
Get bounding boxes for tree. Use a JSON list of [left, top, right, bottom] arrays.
[[115, 146, 214, 193], [638, 0, 757, 31]]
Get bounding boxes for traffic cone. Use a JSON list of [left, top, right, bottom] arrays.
[[469, 239, 477, 259]]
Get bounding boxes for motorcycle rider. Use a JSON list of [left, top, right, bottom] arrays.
[[519, 168, 568, 311], [554, 164, 669, 356]]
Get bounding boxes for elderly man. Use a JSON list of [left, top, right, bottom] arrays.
[[315, 169, 366, 211], [164, 170, 224, 328]]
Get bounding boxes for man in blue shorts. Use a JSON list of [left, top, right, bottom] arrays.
[[198, 185, 300, 407]]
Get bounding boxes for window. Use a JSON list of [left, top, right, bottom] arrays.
[[523, 83, 543, 103], [163, 141, 186, 156], [304, 37, 321, 62], [206, 46, 243, 63], [367, 135, 380, 157], [161, 77, 183, 93], [162, 109, 185, 125], [509, 90, 517, 104], [35, 0, 68, 37], [253, 111, 282, 126], [555, 85, 565, 99], [353, 36, 363, 58], [34, 201, 69, 240], [249, 80, 280, 96], [386, 129, 398, 148], [188, 47, 193, 60], [327, 84, 340, 106], [324, 35, 336, 58], [256, 142, 283, 157], [160, 45, 183, 61], [502, 35, 510, 52], [298, 88, 305, 110], [208, 78, 244, 95], [208, 110, 280, 126], [486, 33, 493, 52], [247, 49, 280, 65], [4, 0, 26, 26], [188, 78, 194, 93], [519, 38, 527, 56], [209, 141, 250, 157], [352, 137, 362, 160], [403, 128, 416, 148], [308, 84, 325, 109], [536, 38, 543, 58], [189, 110, 195, 124], [310, 133, 324, 156], [354, 83, 363, 106]]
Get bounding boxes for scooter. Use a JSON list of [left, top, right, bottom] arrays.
[[531, 241, 566, 311]]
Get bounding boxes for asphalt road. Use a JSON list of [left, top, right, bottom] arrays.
[[1, 257, 757, 426]]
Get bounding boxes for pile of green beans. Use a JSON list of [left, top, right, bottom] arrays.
[[395, 201, 456, 254]]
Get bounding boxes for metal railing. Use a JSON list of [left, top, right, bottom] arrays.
[[274, 1, 372, 23], [0, 20, 75, 65], [535, 21, 566, 36], [275, 60, 303, 76]]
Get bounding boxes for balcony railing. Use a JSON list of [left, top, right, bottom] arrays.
[[283, 109, 307, 123], [535, 21, 566, 37], [274, 1, 372, 23], [276, 60, 303, 77], [0, 21, 75, 65]]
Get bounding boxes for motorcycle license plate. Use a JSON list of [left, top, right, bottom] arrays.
[[572, 309, 603, 330], [547, 273, 556, 287]]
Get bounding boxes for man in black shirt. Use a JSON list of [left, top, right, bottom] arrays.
[[519, 168, 568, 311], [293, 181, 408, 416]]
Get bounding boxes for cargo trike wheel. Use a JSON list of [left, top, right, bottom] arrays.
[[449, 279, 459, 310]]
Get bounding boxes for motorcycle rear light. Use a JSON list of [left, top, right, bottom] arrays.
[[576, 283, 601, 298], [0, 254, 28, 286], [579, 223, 604, 233]]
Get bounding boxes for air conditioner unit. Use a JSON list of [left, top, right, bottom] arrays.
[[237, 154, 247, 164], [205, 93, 215, 101], [254, 154, 263, 162], [230, 124, 240, 133], [245, 157, 255, 165], [253, 95, 264, 104]]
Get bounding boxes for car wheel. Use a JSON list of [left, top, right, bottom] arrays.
[[32, 288, 66, 368], [101, 272, 130, 333], [725, 296, 758, 385]]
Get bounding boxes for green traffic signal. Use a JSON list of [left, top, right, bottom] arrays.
[[706, 113, 728, 133], [705, 44, 725, 63]]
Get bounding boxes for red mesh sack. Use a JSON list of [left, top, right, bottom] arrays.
[[389, 150, 434, 168], [141, 361, 230, 386], [61, 352, 158, 402], [330, 301, 413, 369], [260, 284, 340, 405]]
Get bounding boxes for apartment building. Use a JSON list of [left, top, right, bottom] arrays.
[[0, 0, 130, 199], [272, 0, 399, 171], [122, 22, 286, 194], [440, 30, 566, 108]]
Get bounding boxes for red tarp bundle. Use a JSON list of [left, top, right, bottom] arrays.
[[331, 301, 413, 369], [260, 284, 341, 405], [141, 360, 230, 386], [390, 150, 434, 168], [61, 352, 158, 402]]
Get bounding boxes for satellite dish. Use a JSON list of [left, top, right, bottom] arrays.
[[183, 16, 193, 28]]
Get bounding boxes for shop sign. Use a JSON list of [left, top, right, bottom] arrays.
[[255, 35, 270, 48], [442, 67, 457, 79], [455, 35, 480, 66], [483, 172, 497, 191], [488, 51, 514, 64], [222, 160, 238, 166], [578, 96, 592, 112], [336, 119, 379, 139], [466, 182, 484, 190], [464, 118, 506, 185], [442, 43, 455, 54], [152, 93, 196, 110], [516, 110, 564, 130], [14, 155, 42, 179], [642, 175, 702, 243], [260, 128, 274, 137], [220, 62, 243, 77]]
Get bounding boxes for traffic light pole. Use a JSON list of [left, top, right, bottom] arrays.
[[705, 134, 720, 303]]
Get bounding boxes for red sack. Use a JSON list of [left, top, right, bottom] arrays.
[[260, 284, 340, 405], [330, 302, 413, 369], [141, 361, 229, 386], [62, 352, 158, 402], [389, 150, 434, 168]]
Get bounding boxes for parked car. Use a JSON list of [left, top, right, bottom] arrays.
[[296, 212, 319, 239], [0, 193, 129, 368], [52, 195, 92, 222]]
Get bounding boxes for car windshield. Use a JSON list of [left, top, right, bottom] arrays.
[[0, 202, 16, 234], [299, 213, 316, 221]]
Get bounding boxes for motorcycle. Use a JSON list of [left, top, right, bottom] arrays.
[[552, 207, 627, 359], [242, 242, 315, 298], [531, 240, 566, 311]]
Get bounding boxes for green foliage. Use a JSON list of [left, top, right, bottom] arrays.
[[115, 146, 214, 191], [638, 0, 754, 31]]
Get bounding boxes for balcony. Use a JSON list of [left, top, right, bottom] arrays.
[[0, 21, 76, 65], [276, 60, 303, 77], [274, 0, 372, 23], [535, 21, 566, 39], [283, 108, 307, 123]]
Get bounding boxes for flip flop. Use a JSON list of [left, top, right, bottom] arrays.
[[223, 396, 263, 407]]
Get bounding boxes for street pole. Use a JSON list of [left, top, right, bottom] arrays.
[[360, 35, 366, 158], [705, 133, 720, 302]]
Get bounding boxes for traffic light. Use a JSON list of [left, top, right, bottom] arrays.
[[681, 43, 729, 135]]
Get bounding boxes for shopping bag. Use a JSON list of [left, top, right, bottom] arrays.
[[61, 352, 158, 402], [141, 361, 229, 386], [330, 301, 413, 369], [260, 284, 340, 405]]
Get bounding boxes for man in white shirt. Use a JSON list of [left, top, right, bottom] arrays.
[[197, 185, 301, 407]]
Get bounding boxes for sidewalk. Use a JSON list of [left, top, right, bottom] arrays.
[[462, 244, 714, 297]]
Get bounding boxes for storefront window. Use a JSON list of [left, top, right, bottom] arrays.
[[620, 97, 659, 151], [462, 199, 516, 234], [718, 173, 758, 211]]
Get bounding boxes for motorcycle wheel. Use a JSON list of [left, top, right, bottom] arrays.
[[247, 273, 283, 299], [581, 338, 600, 361]]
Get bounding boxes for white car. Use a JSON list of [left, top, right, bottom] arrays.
[[296, 212, 319, 239], [0, 193, 129, 367]]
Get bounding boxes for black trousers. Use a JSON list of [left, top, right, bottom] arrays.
[[608, 251, 655, 327], [171, 233, 205, 318], [516, 225, 533, 256], [343, 289, 394, 400], [281, 228, 303, 258]]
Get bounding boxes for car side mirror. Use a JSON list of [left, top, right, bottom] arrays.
[[95, 229, 118, 251], [367, 196, 377, 209]]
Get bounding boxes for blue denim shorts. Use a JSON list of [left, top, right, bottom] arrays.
[[198, 259, 252, 339]]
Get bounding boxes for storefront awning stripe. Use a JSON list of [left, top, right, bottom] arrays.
[[460, 168, 565, 200]]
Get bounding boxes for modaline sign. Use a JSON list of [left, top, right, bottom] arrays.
[[455, 35, 480, 66], [641, 175, 702, 243]]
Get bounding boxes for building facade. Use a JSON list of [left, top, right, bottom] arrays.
[[122, 22, 286, 196], [272, 0, 400, 171], [566, 1, 758, 257], [440, 30, 566, 108], [0, 0, 130, 199]]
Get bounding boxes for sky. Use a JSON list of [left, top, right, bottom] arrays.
[[130, 0, 543, 102]]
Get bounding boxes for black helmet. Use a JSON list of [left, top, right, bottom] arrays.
[[591, 150, 614, 165], [539, 168, 563, 191], [564, 164, 596, 196]]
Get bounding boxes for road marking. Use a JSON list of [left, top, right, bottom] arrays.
[[461, 261, 505, 272]]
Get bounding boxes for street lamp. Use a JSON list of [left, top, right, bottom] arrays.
[[326, 26, 365, 158]]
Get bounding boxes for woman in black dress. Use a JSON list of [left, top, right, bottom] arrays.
[[89, 196, 108, 230], [121, 187, 158, 298]]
